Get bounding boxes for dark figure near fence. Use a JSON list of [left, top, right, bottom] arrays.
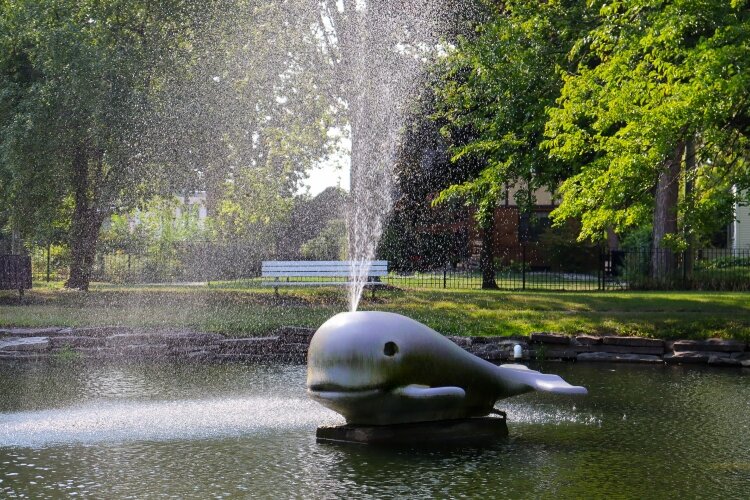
[[0, 255, 32, 298]]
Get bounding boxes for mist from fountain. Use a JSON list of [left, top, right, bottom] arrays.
[[142, 1, 470, 311], [330, 1, 463, 310]]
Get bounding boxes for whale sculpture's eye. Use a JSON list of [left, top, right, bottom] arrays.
[[383, 341, 398, 357]]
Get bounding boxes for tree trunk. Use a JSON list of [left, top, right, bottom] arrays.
[[606, 227, 619, 251], [66, 147, 106, 291], [480, 216, 498, 289], [683, 137, 696, 279], [651, 142, 685, 280]]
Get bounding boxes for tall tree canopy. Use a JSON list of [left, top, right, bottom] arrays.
[[0, 0, 209, 288], [434, 0, 750, 279], [544, 0, 750, 261], [0, 0, 337, 288], [431, 0, 591, 286], [433, 0, 591, 225]]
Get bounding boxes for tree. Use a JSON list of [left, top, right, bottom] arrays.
[[0, 1, 337, 288], [157, 1, 336, 220], [380, 85, 473, 272], [432, 0, 591, 287], [300, 219, 347, 261], [0, 0, 209, 289], [544, 0, 750, 276]]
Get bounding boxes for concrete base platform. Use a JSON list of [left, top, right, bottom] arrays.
[[316, 417, 508, 446]]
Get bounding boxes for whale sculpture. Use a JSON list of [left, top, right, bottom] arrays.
[[307, 311, 587, 425]]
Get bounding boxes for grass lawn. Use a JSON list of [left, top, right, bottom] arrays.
[[1, 283, 749, 340]]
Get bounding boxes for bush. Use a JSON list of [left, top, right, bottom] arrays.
[[300, 219, 347, 261], [698, 255, 750, 270]]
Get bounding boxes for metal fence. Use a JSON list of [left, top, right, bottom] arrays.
[[24, 242, 750, 291], [1, 255, 32, 291], [603, 247, 750, 291]]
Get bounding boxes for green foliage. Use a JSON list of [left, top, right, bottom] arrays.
[[538, 221, 600, 273], [300, 219, 347, 261], [698, 255, 750, 270], [0, 0, 203, 219], [100, 196, 207, 253], [432, 0, 750, 249], [620, 227, 653, 250], [433, 0, 591, 226], [383, 83, 472, 271], [0, 1, 335, 287], [378, 214, 469, 272], [544, 0, 750, 241]]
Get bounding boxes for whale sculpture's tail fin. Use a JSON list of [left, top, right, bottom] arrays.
[[497, 364, 588, 395]]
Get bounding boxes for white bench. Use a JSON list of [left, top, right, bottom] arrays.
[[261, 260, 388, 295]]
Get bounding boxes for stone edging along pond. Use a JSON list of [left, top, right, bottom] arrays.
[[0, 326, 749, 368]]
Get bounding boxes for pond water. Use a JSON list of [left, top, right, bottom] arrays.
[[0, 361, 748, 498]]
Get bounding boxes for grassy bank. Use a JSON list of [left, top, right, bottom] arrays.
[[1, 284, 749, 340]]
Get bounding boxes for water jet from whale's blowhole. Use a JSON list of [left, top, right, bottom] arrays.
[[333, 1, 465, 312]]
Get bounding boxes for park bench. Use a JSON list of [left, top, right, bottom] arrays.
[[0, 255, 32, 298], [261, 260, 388, 296]]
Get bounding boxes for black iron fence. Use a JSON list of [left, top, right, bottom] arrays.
[[603, 247, 750, 291], [1, 255, 32, 293], [23, 242, 750, 291]]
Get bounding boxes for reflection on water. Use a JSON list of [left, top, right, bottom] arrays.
[[0, 362, 748, 498]]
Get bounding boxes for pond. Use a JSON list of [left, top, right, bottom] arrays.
[[1, 361, 748, 498]]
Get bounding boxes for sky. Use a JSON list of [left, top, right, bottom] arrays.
[[300, 132, 351, 196]]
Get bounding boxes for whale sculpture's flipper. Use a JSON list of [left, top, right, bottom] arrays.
[[498, 365, 588, 395], [393, 385, 466, 399]]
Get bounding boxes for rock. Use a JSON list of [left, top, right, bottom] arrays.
[[168, 345, 218, 358], [469, 343, 507, 361], [275, 327, 315, 343], [731, 352, 750, 361], [496, 339, 528, 348], [537, 348, 578, 360], [74, 326, 137, 337], [583, 344, 664, 355], [0, 352, 49, 361], [49, 336, 105, 349], [663, 351, 730, 364], [219, 337, 279, 354], [184, 350, 217, 361], [708, 355, 742, 367], [672, 339, 745, 353], [448, 336, 472, 348], [530, 332, 570, 345], [577, 352, 662, 363], [574, 335, 602, 346], [216, 353, 269, 362], [469, 336, 494, 344], [104, 334, 155, 347], [162, 332, 224, 347], [602, 336, 664, 348], [742, 359, 750, 368], [0, 336, 50, 352], [275, 342, 309, 354], [0, 327, 62, 337]]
